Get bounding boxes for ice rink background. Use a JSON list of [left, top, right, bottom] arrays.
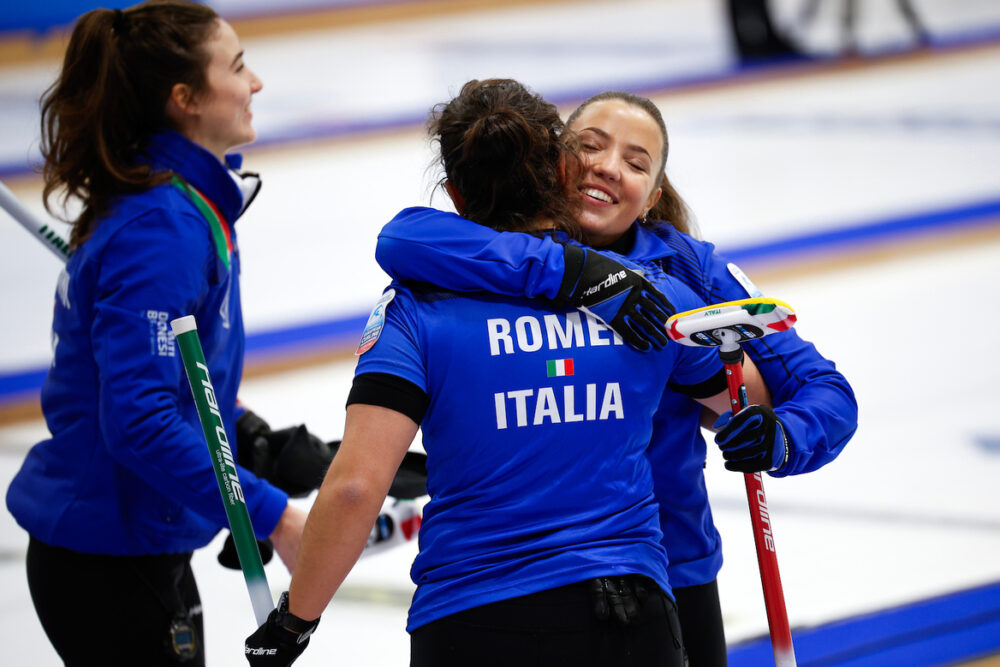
[[1, 0, 1000, 664]]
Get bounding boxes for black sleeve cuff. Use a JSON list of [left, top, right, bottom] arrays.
[[347, 372, 429, 425], [554, 243, 586, 305], [668, 368, 729, 399]]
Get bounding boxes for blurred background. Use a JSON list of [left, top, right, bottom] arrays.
[[1, 1, 999, 664]]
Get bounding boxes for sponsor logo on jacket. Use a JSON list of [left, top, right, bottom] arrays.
[[147, 310, 176, 357]]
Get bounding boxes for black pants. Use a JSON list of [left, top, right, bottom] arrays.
[[410, 578, 685, 667], [26, 536, 204, 666], [674, 579, 727, 666]]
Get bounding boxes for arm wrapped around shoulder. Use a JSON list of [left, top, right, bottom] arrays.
[[555, 244, 674, 352]]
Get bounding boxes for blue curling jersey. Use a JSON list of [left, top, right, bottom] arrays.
[[6, 130, 287, 556], [353, 253, 724, 631], [376, 207, 857, 588]]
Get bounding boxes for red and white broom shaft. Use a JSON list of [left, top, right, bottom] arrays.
[[721, 343, 797, 666]]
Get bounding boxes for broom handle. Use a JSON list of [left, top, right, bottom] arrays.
[[721, 342, 796, 666]]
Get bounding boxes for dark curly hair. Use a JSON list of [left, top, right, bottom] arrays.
[[429, 78, 582, 238]]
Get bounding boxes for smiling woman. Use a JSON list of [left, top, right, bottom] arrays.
[[570, 96, 666, 246], [565, 90, 693, 246], [167, 19, 263, 161], [4, 2, 306, 665]]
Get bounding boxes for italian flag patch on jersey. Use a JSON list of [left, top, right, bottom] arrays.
[[546, 358, 574, 377]]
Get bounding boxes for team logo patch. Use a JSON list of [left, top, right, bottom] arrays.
[[727, 262, 762, 298], [356, 288, 396, 355]]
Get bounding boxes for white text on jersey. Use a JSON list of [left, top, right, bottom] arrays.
[[487, 311, 622, 356], [494, 383, 623, 429]]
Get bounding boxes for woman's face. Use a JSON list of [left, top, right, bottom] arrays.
[[185, 19, 263, 160], [568, 99, 663, 246]]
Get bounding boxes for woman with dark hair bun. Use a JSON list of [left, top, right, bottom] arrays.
[[244, 79, 741, 666], [6, 2, 307, 664]]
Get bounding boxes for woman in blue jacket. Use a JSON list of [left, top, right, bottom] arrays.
[[244, 78, 760, 667], [5, 3, 305, 664], [374, 91, 858, 664]]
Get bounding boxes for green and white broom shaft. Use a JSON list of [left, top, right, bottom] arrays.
[[0, 180, 72, 261], [719, 335, 796, 667], [171, 315, 273, 627]]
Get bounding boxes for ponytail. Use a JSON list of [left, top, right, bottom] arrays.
[[40, 1, 218, 247]]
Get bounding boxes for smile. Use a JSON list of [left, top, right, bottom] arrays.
[[581, 187, 615, 204]]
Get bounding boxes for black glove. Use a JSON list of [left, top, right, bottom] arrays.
[[245, 591, 319, 666], [218, 533, 274, 570], [236, 409, 429, 498], [235, 408, 273, 470], [589, 575, 651, 626], [390, 450, 429, 499], [556, 244, 673, 352], [714, 404, 790, 473], [321, 441, 428, 499], [268, 425, 335, 496], [235, 410, 334, 497]]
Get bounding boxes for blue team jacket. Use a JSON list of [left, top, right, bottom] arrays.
[[6, 130, 287, 555], [354, 254, 724, 631], [375, 207, 858, 587]]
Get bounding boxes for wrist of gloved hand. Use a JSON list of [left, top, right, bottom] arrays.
[[555, 245, 674, 352], [713, 404, 790, 473], [245, 592, 319, 666], [589, 575, 651, 627]]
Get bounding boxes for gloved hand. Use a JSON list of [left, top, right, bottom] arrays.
[[589, 575, 651, 626], [245, 592, 319, 666], [556, 244, 673, 352], [236, 410, 430, 500], [235, 410, 334, 497], [389, 450, 429, 499], [713, 404, 790, 473], [218, 533, 274, 570]]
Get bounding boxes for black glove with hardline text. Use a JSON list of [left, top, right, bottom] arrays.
[[244, 591, 319, 666], [555, 244, 674, 352]]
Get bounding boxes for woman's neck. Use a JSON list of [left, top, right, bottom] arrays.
[[595, 225, 636, 255]]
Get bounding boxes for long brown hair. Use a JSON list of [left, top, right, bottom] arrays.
[[566, 91, 694, 236], [39, 0, 219, 247], [429, 78, 582, 238]]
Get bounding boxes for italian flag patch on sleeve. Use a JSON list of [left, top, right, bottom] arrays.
[[546, 358, 574, 377]]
